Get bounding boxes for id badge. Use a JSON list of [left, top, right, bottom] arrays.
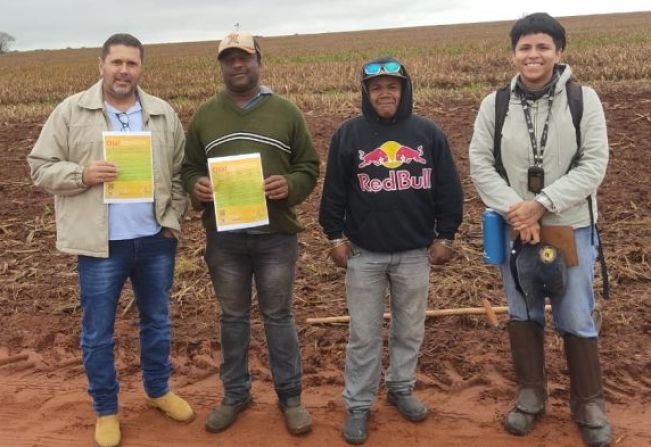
[[527, 165, 544, 193]]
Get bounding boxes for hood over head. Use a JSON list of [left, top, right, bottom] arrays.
[[361, 57, 413, 125]]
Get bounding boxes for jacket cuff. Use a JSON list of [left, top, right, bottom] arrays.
[[536, 192, 557, 213], [76, 166, 88, 189], [436, 232, 455, 241], [326, 232, 343, 241]]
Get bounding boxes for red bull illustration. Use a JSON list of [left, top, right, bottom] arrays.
[[357, 141, 431, 193], [395, 145, 426, 165], [358, 141, 426, 169], [358, 147, 389, 168]]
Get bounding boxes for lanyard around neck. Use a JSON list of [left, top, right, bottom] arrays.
[[519, 89, 555, 166]]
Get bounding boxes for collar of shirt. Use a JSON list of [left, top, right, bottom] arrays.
[[242, 85, 273, 110], [104, 99, 144, 132]]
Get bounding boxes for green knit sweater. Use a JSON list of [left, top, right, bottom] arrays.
[[181, 91, 319, 234]]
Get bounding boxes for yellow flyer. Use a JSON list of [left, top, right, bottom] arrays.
[[102, 131, 154, 203], [208, 153, 269, 231]]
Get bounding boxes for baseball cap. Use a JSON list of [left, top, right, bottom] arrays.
[[217, 31, 261, 59], [510, 239, 568, 309]]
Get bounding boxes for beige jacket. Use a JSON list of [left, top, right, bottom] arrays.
[[28, 80, 188, 257], [469, 64, 609, 228]]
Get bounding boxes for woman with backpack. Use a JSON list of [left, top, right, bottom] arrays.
[[468, 12, 611, 447]]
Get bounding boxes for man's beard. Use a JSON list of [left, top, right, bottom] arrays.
[[108, 79, 135, 99]]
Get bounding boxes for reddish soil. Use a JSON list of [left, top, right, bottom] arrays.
[[1, 89, 650, 446]]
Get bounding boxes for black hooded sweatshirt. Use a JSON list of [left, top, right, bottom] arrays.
[[319, 57, 463, 253]]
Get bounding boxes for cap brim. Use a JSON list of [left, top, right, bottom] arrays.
[[217, 46, 257, 59]]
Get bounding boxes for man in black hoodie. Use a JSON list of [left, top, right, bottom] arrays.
[[319, 58, 463, 444]]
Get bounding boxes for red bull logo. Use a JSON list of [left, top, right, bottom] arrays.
[[358, 169, 431, 192], [356, 141, 430, 193], [358, 141, 426, 169]]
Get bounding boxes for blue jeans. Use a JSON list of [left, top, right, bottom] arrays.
[[204, 232, 302, 403], [343, 243, 430, 411], [499, 225, 598, 338], [78, 232, 177, 416]]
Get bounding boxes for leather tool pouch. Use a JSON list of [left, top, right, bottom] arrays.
[[540, 225, 578, 267]]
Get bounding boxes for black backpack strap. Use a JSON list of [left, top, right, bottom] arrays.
[[566, 79, 610, 300], [494, 85, 511, 185], [588, 196, 611, 300], [566, 79, 584, 163], [595, 225, 610, 300]]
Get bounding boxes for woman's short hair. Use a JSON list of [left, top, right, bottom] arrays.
[[510, 13, 566, 51]]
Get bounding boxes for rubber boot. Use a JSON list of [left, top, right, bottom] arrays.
[[343, 409, 369, 445], [387, 391, 428, 422], [564, 335, 612, 447], [504, 320, 547, 436]]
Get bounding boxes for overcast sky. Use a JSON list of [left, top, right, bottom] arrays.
[[2, 0, 650, 51]]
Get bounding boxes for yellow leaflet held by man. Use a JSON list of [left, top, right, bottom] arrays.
[[102, 132, 154, 203], [208, 153, 269, 231]]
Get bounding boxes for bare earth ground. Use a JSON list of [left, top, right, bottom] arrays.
[[1, 89, 650, 446]]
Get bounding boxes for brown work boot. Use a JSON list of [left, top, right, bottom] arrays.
[[94, 414, 120, 447], [146, 391, 195, 422], [279, 395, 312, 435], [504, 320, 547, 436], [564, 335, 612, 447]]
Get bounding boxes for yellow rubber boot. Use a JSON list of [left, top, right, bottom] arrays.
[[147, 391, 195, 422], [95, 415, 120, 447]]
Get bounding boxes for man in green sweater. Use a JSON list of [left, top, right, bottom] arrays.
[[181, 31, 319, 436]]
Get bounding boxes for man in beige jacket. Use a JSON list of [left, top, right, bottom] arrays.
[[28, 33, 192, 447]]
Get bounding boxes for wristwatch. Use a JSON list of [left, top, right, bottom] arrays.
[[535, 193, 555, 212]]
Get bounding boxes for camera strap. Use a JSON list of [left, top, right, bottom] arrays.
[[520, 90, 555, 167]]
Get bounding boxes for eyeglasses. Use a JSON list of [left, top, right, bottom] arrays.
[[116, 112, 130, 132], [363, 61, 403, 76]]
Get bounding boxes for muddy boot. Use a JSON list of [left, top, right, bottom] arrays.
[[279, 395, 312, 435], [387, 391, 428, 422], [504, 320, 547, 436], [343, 409, 369, 445], [205, 396, 252, 433], [564, 335, 612, 447]]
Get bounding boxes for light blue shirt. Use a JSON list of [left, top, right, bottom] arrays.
[[104, 100, 161, 240], [242, 85, 273, 110]]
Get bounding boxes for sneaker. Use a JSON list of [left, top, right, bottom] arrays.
[[387, 391, 428, 422], [205, 396, 252, 433], [343, 409, 369, 445], [146, 391, 195, 423], [279, 396, 312, 435], [95, 414, 120, 447]]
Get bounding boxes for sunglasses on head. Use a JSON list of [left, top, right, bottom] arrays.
[[363, 61, 403, 76]]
